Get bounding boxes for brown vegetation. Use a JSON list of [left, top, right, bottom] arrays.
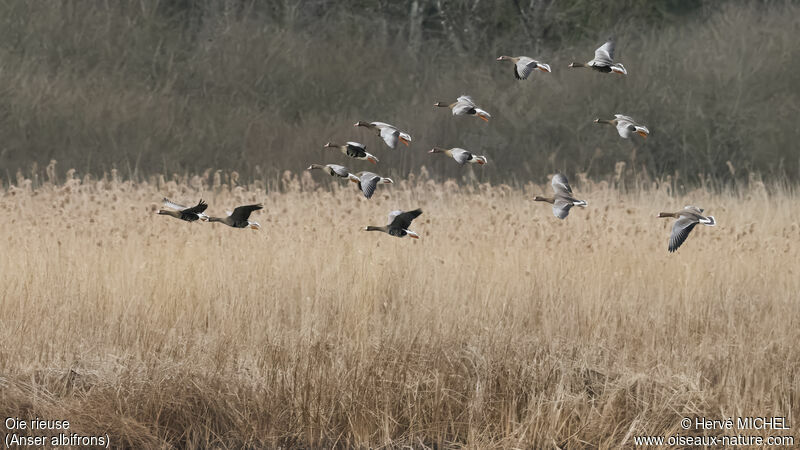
[[0, 1, 797, 182], [1, 170, 798, 447]]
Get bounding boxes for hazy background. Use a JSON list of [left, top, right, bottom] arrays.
[[0, 0, 797, 185]]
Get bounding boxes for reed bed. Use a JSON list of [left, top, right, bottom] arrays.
[[1, 170, 798, 448]]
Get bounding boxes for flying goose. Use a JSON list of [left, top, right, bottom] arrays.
[[207, 204, 263, 229], [354, 121, 412, 149], [496, 56, 551, 80], [533, 174, 587, 219], [364, 209, 422, 239], [157, 198, 209, 222], [569, 39, 627, 75], [594, 115, 649, 139], [429, 147, 487, 165], [324, 142, 378, 164], [434, 95, 491, 122], [658, 206, 716, 252], [348, 171, 394, 199], [307, 163, 351, 178]]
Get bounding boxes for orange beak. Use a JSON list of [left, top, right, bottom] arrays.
[[538, 67, 548, 72], [478, 115, 489, 123], [367, 156, 378, 164], [637, 131, 648, 138], [399, 137, 410, 146], [409, 234, 419, 239]]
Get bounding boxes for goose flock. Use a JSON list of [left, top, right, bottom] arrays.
[[158, 38, 715, 252]]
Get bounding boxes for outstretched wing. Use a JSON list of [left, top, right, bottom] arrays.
[[379, 127, 399, 149], [552, 199, 574, 220], [616, 121, 635, 138], [452, 103, 476, 116], [230, 204, 263, 222], [359, 174, 381, 199], [345, 142, 367, 158], [515, 57, 538, 80], [162, 198, 188, 211], [327, 164, 350, 178], [389, 208, 423, 229], [669, 217, 699, 252], [184, 199, 208, 215], [456, 95, 477, 106], [451, 149, 473, 165], [551, 174, 573, 195], [387, 210, 404, 223], [593, 39, 615, 66]]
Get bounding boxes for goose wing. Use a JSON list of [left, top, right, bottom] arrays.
[[389, 209, 422, 229], [163, 198, 188, 211], [328, 164, 351, 178], [515, 57, 538, 80], [388, 210, 404, 223], [345, 142, 367, 158], [230, 204, 263, 222], [370, 121, 395, 129], [553, 198, 574, 219], [551, 174, 573, 195], [450, 148, 473, 165], [452, 102, 476, 116], [359, 172, 381, 199], [669, 216, 699, 252], [456, 95, 477, 106], [615, 120, 635, 138], [183, 199, 209, 215], [379, 127, 400, 149], [593, 39, 615, 66]]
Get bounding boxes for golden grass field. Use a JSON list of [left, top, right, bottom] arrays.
[[1, 169, 799, 448]]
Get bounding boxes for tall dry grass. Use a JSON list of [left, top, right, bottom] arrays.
[[1, 169, 798, 447]]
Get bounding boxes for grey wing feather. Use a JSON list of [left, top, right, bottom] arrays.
[[551, 174, 573, 195], [669, 217, 699, 252], [451, 149, 472, 165], [452, 103, 475, 115], [593, 40, 615, 65], [379, 127, 399, 149], [616, 121, 634, 138], [328, 164, 350, 177], [553, 198, 573, 219], [360, 175, 381, 199], [515, 58, 537, 80], [456, 95, 476, 106]]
